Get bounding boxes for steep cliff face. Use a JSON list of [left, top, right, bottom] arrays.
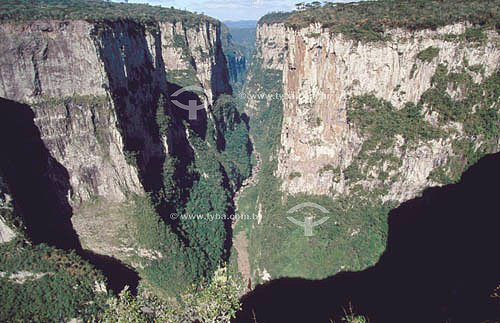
[[242, 18, 500, 284], [221, 24, 247, 85], [254, 23, 287, 71], [0, 18, 230, 207], [276, 23, 500, 203], [0, 16, 236, 276], [244, 23, 287, 116], [226, 54, 246, 84]]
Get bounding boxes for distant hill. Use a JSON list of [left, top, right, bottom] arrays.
[[223, 20, 257, 29], [227, 27, 256, 54]]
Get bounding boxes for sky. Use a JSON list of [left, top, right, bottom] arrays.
[[121, 0, 351, 22]]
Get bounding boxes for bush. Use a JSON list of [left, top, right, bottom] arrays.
[[464, 27, 487, 42], [0, 239, 107, 322], [417, 46, 440, 63], [258, 11, 292, 25], [101, 265, 242, 323]]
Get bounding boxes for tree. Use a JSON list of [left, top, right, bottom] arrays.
[[311, 1, 322, 8], [295, 2, 305, 10]]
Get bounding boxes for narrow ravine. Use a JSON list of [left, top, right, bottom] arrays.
[[233, 135, 262, 289]]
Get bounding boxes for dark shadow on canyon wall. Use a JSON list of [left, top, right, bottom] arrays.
[[0, 97, 140, 295], [81, 250, 140, 295], [96, 23, 236, 266], [236, 152, 500, 323], [0, 97, 79, 249]]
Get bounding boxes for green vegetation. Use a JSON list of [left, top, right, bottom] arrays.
[[243, 17, 499, 284], [101, 266, 241, 322], [464, 26, 487, 42], [346, 94, 441, 183], [423, 64, 500, 139], [126, 148, 244, 314], [417, 46, 440, 63], [345, 63, 500, 186], [259, 0, 500, 42], [319, 164, 341, 182], [165, 69, 199, 89], [168, 34, 192, 62], [212, 95, 252, 188], [134, 92, 251, 295], [123, 151, 139, 168], [443, 27, 489, 44], [0, 239, 107, 322], [233, 185, 258, 237], [251, 189, 392, 280], [0, 176, 22, 235], [258, 11, 292, 25], [0, 0, 218, 25], [241, 59, 392, 282], [133, 194, 195, 296], [289, 171, 302, 180]]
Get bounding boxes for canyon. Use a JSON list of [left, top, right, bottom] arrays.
[[0, 0, 499, 321]]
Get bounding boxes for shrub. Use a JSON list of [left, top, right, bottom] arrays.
[[417, 46, 440, 63], [101, 265, 242, 323], [464, 27, 487, 42]]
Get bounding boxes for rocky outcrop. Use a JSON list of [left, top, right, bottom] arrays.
[[0, 18, 230, 207], [226, 54, 246, 84], [254, 23, 287, 70], [243, 23, 287, 117], [0, 173, 16, 243], [275, 23, 500, 202], [241, 19, 500, 286], [221, 24, 247, 85]]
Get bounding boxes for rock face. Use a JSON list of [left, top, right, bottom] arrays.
[[254, 23, 287, 71], [221, 24, 247, 85], [241, 19, 500, 286], [0, 18, 230, 207], [244, 23, 287, 116], [226, 54, 246, 84], [0, 173, 16, 243], [272, 22, 500, 202]]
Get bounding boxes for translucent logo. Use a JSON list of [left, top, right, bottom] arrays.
[[171, 85, 204, 120], [286, 202, 329, 236]]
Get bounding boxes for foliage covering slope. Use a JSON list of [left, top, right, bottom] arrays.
[[0, 0, 218, 25], [260, 0, 500, 41]]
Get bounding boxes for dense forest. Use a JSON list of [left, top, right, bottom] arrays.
[[0, 0, 217, 24], [136, 92, 252, 297]]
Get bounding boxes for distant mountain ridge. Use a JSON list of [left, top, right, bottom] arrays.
[[221, 21, 257, 88]]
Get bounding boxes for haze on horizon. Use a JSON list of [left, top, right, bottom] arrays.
[[113, 0, 356, 22]]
